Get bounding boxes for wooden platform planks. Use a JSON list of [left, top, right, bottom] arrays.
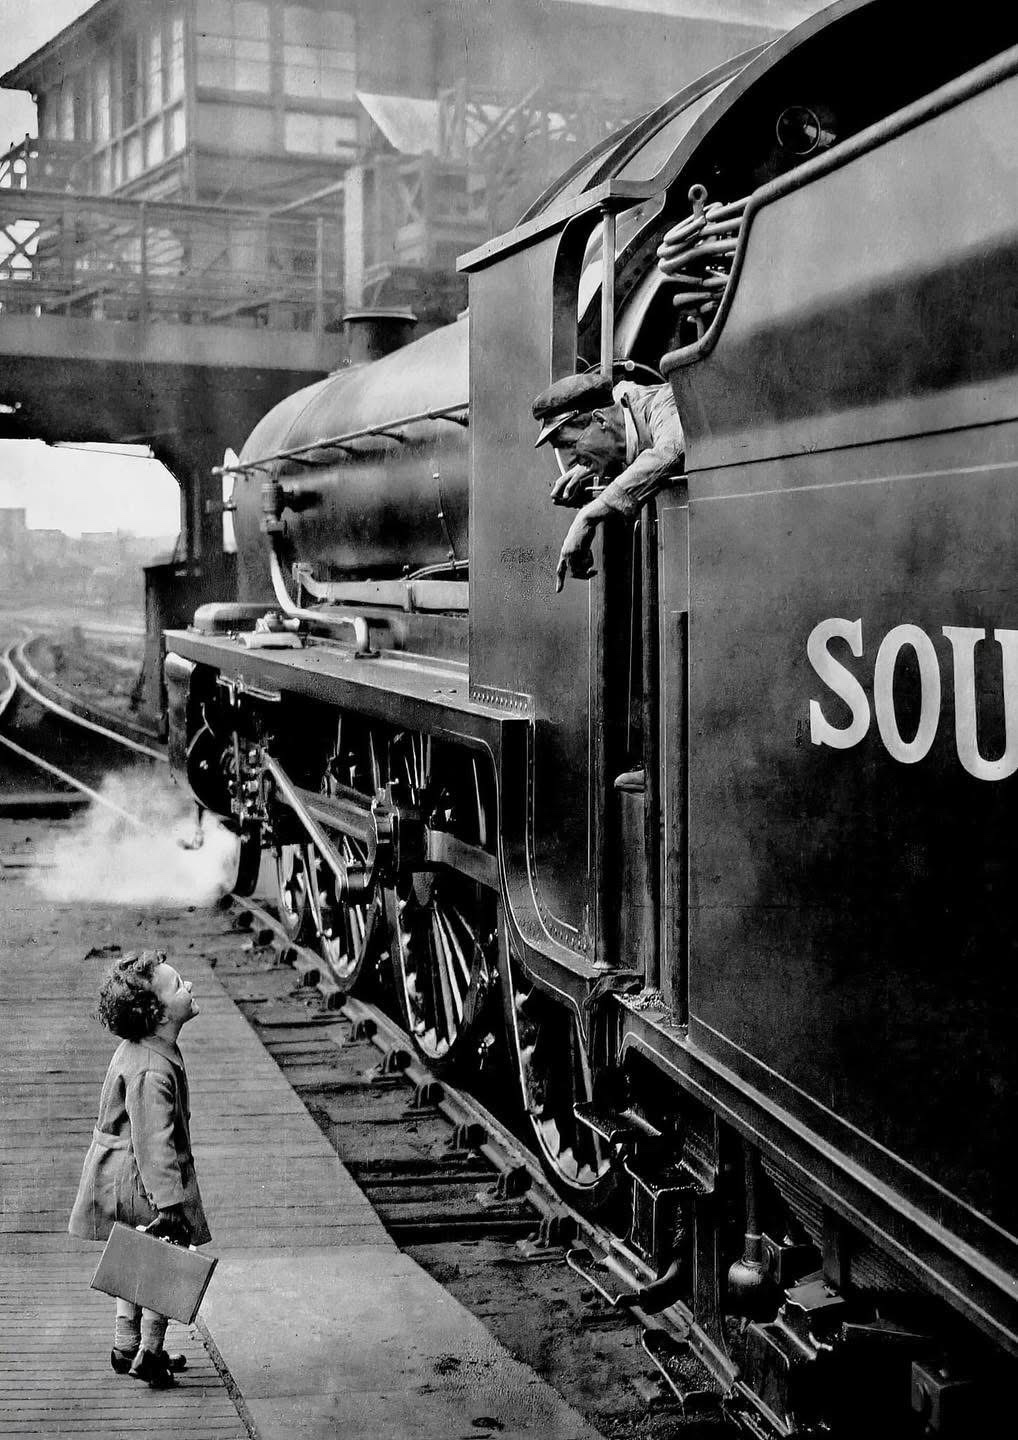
[[0, 1255, 245, 1438], [0, 843, 366, 1436]]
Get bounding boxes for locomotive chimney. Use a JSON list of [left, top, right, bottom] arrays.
[[342, 308, 418, 365]]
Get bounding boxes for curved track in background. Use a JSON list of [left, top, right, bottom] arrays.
[[0, 634, 166, 821], [12, 636, 163, 754]]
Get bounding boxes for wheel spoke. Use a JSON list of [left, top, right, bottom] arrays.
[[441, 901, 474, 991], [274, 842, 313, 941], [434, 904, 468, 1005], [433, 908, 465, 1022], [428, 913, 455, 1039]]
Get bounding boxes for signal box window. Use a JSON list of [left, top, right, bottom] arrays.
[[284, 111, 357, 156], [145, 29, 163, 114], [121, 36, 141, 128], [167, 16, 186, 101], [283, 6, 356, 101], [58, 81, 76, 141], [93, 61, 111, 143], [197, 1, 271, 92]]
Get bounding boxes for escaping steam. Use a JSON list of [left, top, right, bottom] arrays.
[[32, 771, 240, 906]]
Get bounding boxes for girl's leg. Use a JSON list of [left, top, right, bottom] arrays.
[[113, 1298, 141, 1353], [110, 1298, 144, 1371], [139, 1308, 169, 1354]]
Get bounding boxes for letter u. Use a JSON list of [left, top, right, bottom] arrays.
[[942, 626, 1018, 782]]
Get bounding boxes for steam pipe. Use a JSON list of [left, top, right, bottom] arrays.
[[267, 543, 376, 656]]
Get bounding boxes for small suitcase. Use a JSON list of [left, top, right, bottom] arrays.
[[90, 1223, 218, 1324]]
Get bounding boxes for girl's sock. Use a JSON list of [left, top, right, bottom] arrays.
[[139, 1309, 169, 1354], [114, 1299, 141, 1353]]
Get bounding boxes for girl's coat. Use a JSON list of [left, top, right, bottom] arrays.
[[69, 1035, 210, 1245]]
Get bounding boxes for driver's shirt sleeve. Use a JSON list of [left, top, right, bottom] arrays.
[[599, 383, 685, 518]]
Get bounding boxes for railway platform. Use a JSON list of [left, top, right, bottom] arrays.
[[0, 816, 602, 1440]]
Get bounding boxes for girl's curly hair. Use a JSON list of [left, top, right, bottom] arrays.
[[94, 951, 167, 1041]]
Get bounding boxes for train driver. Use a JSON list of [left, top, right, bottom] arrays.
[[532, 372, 685, 592]]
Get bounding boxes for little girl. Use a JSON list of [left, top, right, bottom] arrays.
[[69, 950, 210, 1388]]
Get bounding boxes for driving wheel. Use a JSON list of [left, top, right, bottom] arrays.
[[303, 718, 384, 990], [386, 732, 496, 1074], [273, 841, 315, 941]]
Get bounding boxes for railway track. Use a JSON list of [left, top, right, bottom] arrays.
[[0, 637, 165, 816], [0, 631, 742, 1437]]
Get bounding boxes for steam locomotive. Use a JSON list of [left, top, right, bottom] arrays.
[[164, 2, 1018, 1432]]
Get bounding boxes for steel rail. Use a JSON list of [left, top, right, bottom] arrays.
[[0, 647, 146, 825], [8, 639, 167, 762], [230, 900, 592, 1228], [227, 890, 695, 1360]]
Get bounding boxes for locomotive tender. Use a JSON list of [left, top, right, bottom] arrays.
[[164, 2, 1018, 1431]]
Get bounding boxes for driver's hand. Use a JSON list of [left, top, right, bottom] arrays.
[[555, 510, 599, 592], [549, 463, 596, 508]]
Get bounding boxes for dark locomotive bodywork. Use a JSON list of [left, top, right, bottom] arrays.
[[231, 316, 470, 594], [165, 3, 1018, 1431]]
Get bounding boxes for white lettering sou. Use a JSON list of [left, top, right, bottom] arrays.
[[807, 618, 1018, 781]]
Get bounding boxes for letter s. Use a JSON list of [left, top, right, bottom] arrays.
[[807, 618, 870, 749]]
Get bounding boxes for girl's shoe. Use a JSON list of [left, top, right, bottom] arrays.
[[111, 1346, 187, 1375], [110, 1347, 135, 1374], [127, 1348, 180, 1387]]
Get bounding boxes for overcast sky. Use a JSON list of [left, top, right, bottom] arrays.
[[0, 441, 180, 537]]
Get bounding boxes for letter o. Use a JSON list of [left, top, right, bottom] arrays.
[[873, 625, 940, 764]]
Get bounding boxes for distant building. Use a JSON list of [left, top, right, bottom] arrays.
[[0, 514, 171, 603], [0, 505, 27, 549], [29, 527, 69, 563]]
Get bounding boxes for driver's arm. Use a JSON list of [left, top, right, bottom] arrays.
[[599, 385, 684, 517]]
